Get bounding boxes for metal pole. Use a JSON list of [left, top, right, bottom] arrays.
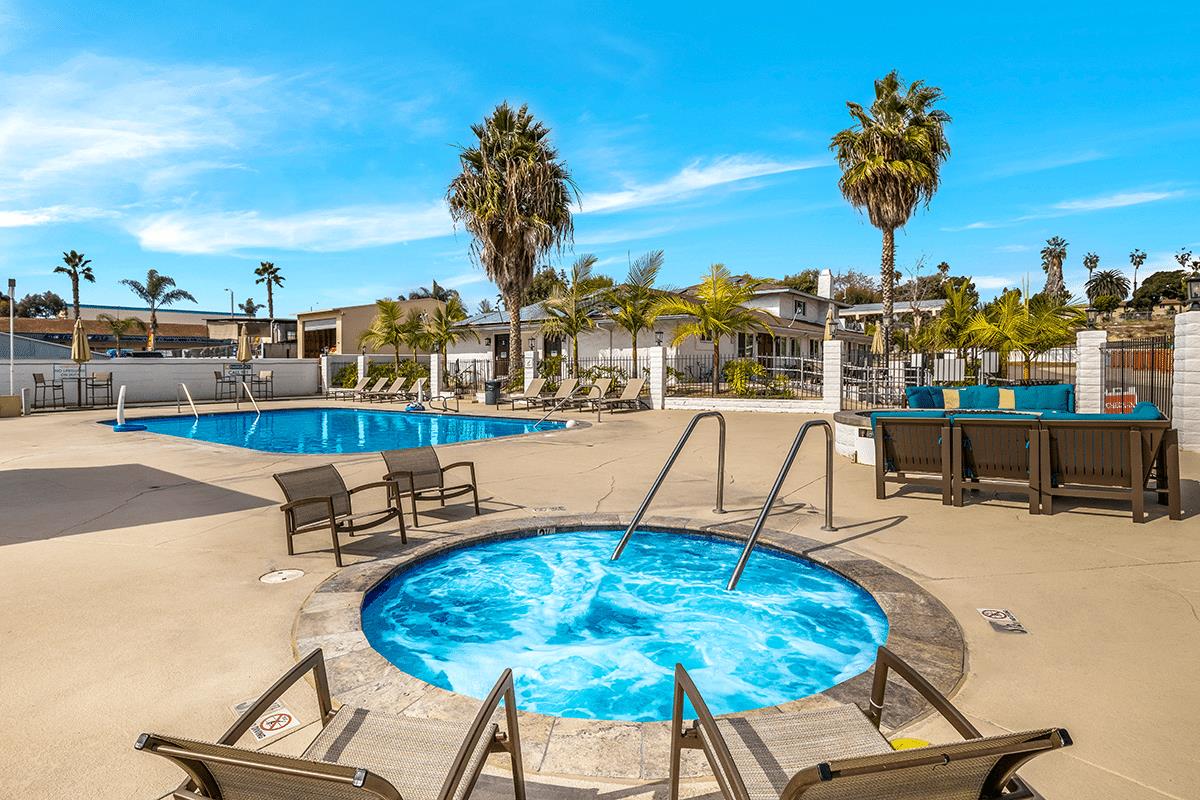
[[7, 278, 14, 396]]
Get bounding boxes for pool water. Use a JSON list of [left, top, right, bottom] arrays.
[[362, 529, 888, 721], [114, 407, 565, 454]]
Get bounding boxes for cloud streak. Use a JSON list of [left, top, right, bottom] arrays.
[[0, 205, 118, 228], [944, 187, 1186, 231]]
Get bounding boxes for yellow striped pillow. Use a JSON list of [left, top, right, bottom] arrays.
[[998, 388, 1016, 409], [941, 388, 960, 409]]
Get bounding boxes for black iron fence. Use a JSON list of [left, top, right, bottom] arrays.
[[537, 354, 652, 394], [666, 354, 823, 400], [447, 359, 493, 395], [1101, 336, 1174, 418]]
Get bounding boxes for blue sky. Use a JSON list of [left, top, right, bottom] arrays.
[[1, 2, 1197, 316]]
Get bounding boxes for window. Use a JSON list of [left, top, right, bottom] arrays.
[[793, 299, 807, 317], [698, 332, 713, 343]]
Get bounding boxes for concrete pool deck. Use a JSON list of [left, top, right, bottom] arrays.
[[2, 398, 1199, 798]]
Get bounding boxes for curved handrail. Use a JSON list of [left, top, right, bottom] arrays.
[[532, 390, 579, 427], [610, 411, 726, 560], [240, 381, 261, 417], [176, 382, 199, 419], [726, 418, 835, 590]]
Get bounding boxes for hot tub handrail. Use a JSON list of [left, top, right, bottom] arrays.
[[610, 411, 726, 561], [726, 418, 835, 591]]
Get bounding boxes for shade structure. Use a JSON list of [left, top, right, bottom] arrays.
[[236, 326, 252, 363], [871, 324, 884, 355], [823, 306, 836, 341], [70, 318, 91, 364]]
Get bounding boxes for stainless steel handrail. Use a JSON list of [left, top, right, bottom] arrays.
[[726, 418, 835, 590], [610, 411, 726, 560], [176, 382, 199, 419], [532, 391, 579, 427], [239, 381, 261, 416]]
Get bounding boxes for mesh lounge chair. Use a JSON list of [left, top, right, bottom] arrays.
[[136, 648, 527, 800], [568, 377, 612, 409], [365, 377, 408, 402], [527, 378, 578, 410], [328, 377, 369, 400], [874, 417, 953, 505], [356, 377, 390, 401], [509, 377, 547, 410], [273, 464, 406, 567], [404, 377, 427, 402], [950, 416, 1041, 513], [669, 646, 1071, 800], [589, 377, 647, 413], [1038, 419, 1181, 522], [382, 447, 479, 527]]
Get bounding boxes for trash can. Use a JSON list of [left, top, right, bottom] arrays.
[[484, 379, 503, 406]]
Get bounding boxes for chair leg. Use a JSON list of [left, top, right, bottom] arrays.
[[940, 426, 952, 506], [472, 484, 480, 516], [410, 495, 420, 528], [1028, 429, 1041, 515], [1039, 431, 1053, 517], [1166, 433, 1182, 521], [950, 427, 963, 508], [1130, 430, 1145, 524], [330, 521, 344, 568]]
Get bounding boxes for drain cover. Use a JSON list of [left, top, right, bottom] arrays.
[[259, 569, 305, 584]]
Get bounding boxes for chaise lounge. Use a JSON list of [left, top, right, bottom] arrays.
[[527, 377, 578, 410], [328, 376, 369, 400], [588, 377, 648, 413], [509, 377, 547, 410]]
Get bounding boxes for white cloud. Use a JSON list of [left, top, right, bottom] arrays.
[[579, 155, 826, 214], [0, 205, 117, 228], [1051, 190, 1185, 212], [131, 202, 452, 254], [994, 244, 1030, 253], [971, 275, 1017, 290], [984, 149, 1107, 178], [440, 271, 489, 289]]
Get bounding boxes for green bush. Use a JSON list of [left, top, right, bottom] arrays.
[[538, 355, 563, 393], [331, 359, 429, 390], [722, 358, 766, 397], [581, 363, 628, 394]]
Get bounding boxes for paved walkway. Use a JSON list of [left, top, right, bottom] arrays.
[[1, 400, 1197, 799]]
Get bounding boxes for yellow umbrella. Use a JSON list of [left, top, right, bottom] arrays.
[[236, 324, 252, 363], [871, 324, 884, 355], [823, 306, 837, 341], [70, 318, 90, 407], [146, 329, 156, 352]]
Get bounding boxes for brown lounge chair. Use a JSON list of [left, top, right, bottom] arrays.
[[273, 464, 406, 567], [404, 376, 427, 402], [569, 377, 612, 409], [328, 376, 369, 400], [527, 377, 578, 410], [950, 416, 1041, 513], [669, 646, 1071, 800], [874, 417, 952, 505], [589, 377, 647, 413], [382, 447, 479, 527], [365, 377, 408, 402], [1039, 419, 1181, 522], [510, 377, 547, 410], [136, 648, 527, 800]]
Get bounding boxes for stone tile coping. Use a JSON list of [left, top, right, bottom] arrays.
[[293, 513, 966, 781]]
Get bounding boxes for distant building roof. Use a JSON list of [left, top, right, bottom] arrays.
[[842, 299, 947, 316], [78, 303, 244, 318]]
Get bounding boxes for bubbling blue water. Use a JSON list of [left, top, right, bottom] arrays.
[[361, 529, 888, 721]]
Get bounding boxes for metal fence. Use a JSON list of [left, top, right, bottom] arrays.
[[1101, 336, 1174, 417], [447, 359, 493, 395], [666, 354, 823, 400], [538, 354, 652, 393]]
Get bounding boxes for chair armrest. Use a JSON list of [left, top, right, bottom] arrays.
[[437, 668, 523, 800], [217, 649, 334, 745], [673, 664, 751, 800], [439, 461, 475, 477], [382, 470, 419, 494], [866, 646, 980, 739], [348, 480, 398, 495], [279, 496, 336, 516]]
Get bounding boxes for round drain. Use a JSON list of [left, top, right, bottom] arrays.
[[259, 569, 305, 584]]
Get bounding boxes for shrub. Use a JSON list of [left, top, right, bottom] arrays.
[[538, 355, 563, 393], [722, 358, 766, 397], [581, 363, 628, 394], [332, 359, 429, 390]]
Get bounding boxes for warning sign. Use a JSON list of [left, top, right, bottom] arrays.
[[1104, 390, 1138, 414], [977, 608, 1028, 634], [230, 699, 302, 741]]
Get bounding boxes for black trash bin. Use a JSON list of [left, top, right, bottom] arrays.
[[484, 379, 503, 406]]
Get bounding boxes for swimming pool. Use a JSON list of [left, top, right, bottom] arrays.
[[113, 407, 566, 454], [361, 528, 888, 721]]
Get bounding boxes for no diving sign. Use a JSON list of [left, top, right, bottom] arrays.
[[231, 699, 302, 741], [978, 608, 1028, 634]]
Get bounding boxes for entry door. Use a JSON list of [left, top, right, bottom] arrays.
[[493, 333, 510, 377]]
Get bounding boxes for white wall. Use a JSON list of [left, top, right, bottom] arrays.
[[8, 358, 321, 405]]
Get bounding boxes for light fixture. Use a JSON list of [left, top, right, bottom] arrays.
[[1188, 274, 1200, 311], [484, 336, 491, 347], [654, 330, 664, 346], [1085, 307, 1099, 327], [529, 336, 536, 350]]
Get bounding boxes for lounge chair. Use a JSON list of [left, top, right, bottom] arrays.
[[669, 646, 1071, 800], [405, 377, 427, 402], [365, 377, 408, 402], [273, 464, 406, 567], [589, 377, 647, 413], [527, 378, 578, 410], [357, 377, 390, 401], [950, 415, 1041, 513], [1039, 419, 1181, 522], [136, 648, 527, 800], [509, 377, 547, 410], [874, 416, 952, 504], [569, 377, 612, 409], [328, 377, 368, 400], [382, 447, 479, 527]]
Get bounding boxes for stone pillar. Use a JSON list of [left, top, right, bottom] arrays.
[[822, 339, 844, 413], [523, 350, 538, 393], [1171, 311, 1200, 451], [429, 352, 445, 397], [648, 346, 667, 409], [1074, 329, 1107, 413], [356, 352, 368, 383]]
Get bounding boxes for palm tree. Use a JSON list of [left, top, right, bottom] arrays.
[[358, 299, 408, 369], [477, 298, 495, 314], [1129, 249, 1147, 292], [119, 269, 197, 350], [919, 278, 977, 356], [423, 297, 478, 361], [1040, 236, 1068, 299], [830, 71, 951, 352], [95, 313, 146, 353], [254, 261, 285, 320], [539, 254, 608, 377], [408, 279, 460, 303], [652, 264, 775, 394], [1085, 269, 1131, 302], [398, 309, 428, 361], [966, 291, 1084, 381], [605, 250, 665, 377], [53, 250, 95, 320], [239, 298, 264, 317], [447, 102, 576, 380], [1083, 252, 1100, 281]]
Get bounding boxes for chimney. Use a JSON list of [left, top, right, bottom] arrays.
[[817, 268, 833, 299]]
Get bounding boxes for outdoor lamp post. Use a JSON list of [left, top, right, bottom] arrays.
[[1187, 274, 1200, 311], [654, 330, 664, 346], [226, 288, 234, 317], [7, 278, 14, 396]]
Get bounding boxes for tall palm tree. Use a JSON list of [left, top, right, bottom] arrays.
[[1129, 249, 1147, 292], [238, 298, 264, 317], [447, 102, 576, 380], [539, 254, 608, 377], [95, 313, 146, 353], [1085, 269, 1131, 302], [423, 297, 478, 361], [53, 250, 95, 320], [605, 250, 665, 378], [119, 269, 196, 351], [830, 71, 951, 351], [966, 292, 1084, 381], [652, 264, 774, 394], [1083, 251, 1100, 281], [254, 261, 285, 320], [1040, 236, 1068, 299], [358, 299, 408, 369], [408, 279, 460, 303]]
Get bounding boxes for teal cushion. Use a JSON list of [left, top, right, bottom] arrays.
[[870, 410, 947, 431], [904, 386, 935, 409], [958, 385, 1000, 409], [1042, 402, 1163, 421], [1014, 384, 1074, 412]]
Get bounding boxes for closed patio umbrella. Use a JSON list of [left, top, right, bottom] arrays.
[[871, 324, 884, 355], [236, 325, 252, 363], [70, 318, 90, 407]]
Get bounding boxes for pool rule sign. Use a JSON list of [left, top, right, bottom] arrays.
[[230, 699, 301, 741]]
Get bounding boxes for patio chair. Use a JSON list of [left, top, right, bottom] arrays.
[[382, 447, 479, 528], [589, 377, 647, 413], [950, 416, 1041, 513], [251, 369, 274, 400], [527, 378, 578, 410], [669, 646, 1071, 800], [1038, 419, 1181, 523], [568, 377, 612, 409], [874, 416, 953, 504], [356, 377, 390, 401], [328, 377, 369, 400], [509, 377, 547, 410], [136, 648, 527, 800], [213, 370, 237, 401], [273, 464, 406, 567], [85, 371, 114, 407], [365, 377, 408, 402], [32, 373, 66, 409]]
